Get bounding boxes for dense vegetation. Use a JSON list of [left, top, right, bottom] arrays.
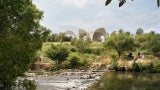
[[0, 0, 50, 89], [39, 29, 160, 73]]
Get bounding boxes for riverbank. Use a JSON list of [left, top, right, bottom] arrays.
[[27, 70, 107, 90]]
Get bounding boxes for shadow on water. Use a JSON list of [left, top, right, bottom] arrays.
[[88, 72, 160, 90]]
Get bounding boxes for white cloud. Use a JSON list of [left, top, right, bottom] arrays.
[[97, 13, 104, 17], [62, 0, 88, 8], [33, 0, 159, 34]]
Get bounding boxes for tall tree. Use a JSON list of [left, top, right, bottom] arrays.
[[0, 0, 45, 89], [39, 26, 51, 42], [136, 28, 144, 35], [103, 30, 135, 58]]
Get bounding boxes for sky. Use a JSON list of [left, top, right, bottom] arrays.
[[33, 0, 160, 34]]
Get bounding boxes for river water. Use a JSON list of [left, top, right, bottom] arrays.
[[88, 72, 160, 90]]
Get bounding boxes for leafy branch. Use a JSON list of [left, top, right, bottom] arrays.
[[105, 0, 160, 7]]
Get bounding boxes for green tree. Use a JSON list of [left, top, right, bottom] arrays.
[[68, 54, 81, 69], [48, 33, 59, 42], [47, 45, 70, 65], [59, 32, 65, 43], [103, 30, 135, 58], [135, 33, 148, 51], [136, 28, 144, 35], [48, 33, 70, 42], [0, 0, 44, 89], [148, 33, 160, 57], [40, 26, 51, 42], [135, 31, 160, 56]]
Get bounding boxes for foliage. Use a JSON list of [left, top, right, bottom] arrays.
[[103, 30, 135, 58], [67, 53, 91, 69], [70, 46, 77, 52], [122, 52, 134, 60], [149, 34, 160, 57], [158, 0, 160, 7], [49, 33, 72, 42], [136, 28, 144, 35], [105, 0, 160, 7], [131, 62, 159, 73], [135, 32, 160, 57], [71, 35, 92, 53], [46, 45, 70, 64], [131, 61, 142, 72], [39, 26, 51, 42], [110, 59, 118, 70], [105, 0, 131, 7], [0, 0, 45, 89], [68, 54, 82, 69], [82, 47, 103, 55]]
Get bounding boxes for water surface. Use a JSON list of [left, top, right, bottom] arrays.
[[88, 72, 160, 90]]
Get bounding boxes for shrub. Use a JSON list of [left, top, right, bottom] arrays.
[[70, 46, 77, 52], [122, 52, 134, 60], [83, 48, 92, 53], [80, 59, 90, 69], [46, 45, 70, 65], [110, 59, 118, 70], [155, 63, 160, 73], [82, 48, 104, 55], [68, 54, 81, 69], [131, 61, 143, 72], [67, 54, 91, 69], [131, 62, 158, 73]]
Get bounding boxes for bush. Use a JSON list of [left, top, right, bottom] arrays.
[[155, 63, 160, 73], [110, 59, 118, 70], [105, 50, 118, 58], [68, 54, 81, 69], [131, 62, 158, 73], [46, 45, 70, 65], [122, 52, 134, 60], [82, 48, 103, 55], [141, 50, 150, 55], [131, 61, 143, 72], [67, 54, 91, 69], [70, 46, 77, 52], [80, 59, 90, 69]]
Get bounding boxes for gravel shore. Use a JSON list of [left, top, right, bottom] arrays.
[[28, 71, 106, 90]]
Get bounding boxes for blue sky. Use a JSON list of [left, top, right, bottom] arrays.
[[33, 0, 160, 34]]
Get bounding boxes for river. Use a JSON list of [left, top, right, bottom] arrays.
[[88, 72, 160, 90]]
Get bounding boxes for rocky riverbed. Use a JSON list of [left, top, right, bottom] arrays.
[[27, 70, 106, 90]]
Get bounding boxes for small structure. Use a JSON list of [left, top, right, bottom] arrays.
[[92, 28, 109, 42], [64, 28, 109, 42]]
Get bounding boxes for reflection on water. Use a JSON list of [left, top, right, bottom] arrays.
[[88, 72, 160, 90]]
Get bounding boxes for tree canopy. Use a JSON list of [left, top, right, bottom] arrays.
[[135, 31, 160, 57], [46, 45, 70, 65], [0, 0, 46, 89], [103, 30, 135, 58], [136, 28, 144, 35]]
